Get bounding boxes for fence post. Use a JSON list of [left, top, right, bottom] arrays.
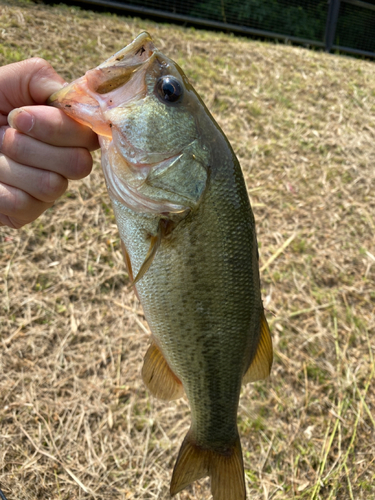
[[325, 0, 341, 52]]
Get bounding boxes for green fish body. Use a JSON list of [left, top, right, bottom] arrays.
[[49, 32, 273, 500]]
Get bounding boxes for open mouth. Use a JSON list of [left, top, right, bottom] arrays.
[[47, 32, 156, 136]]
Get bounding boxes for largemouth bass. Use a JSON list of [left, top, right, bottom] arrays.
[[49, 32, 272, 500]]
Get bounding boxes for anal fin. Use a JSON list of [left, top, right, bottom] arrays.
[[170, 429, 245, 500], [243, 309, 273, 384], [142, 342, 184, 401]]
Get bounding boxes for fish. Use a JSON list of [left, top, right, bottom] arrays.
[[48, 32, 273, 500]]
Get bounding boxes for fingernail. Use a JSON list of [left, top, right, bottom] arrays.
[[8, 108, 35, 133]]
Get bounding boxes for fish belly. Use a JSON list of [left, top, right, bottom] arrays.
[[110, 157, 262, 449]]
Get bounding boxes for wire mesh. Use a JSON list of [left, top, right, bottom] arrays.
[[336, 1, 375, 53], [124, 0, 329, 42], [65, 0, 375, 57]]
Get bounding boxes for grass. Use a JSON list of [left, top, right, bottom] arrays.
[[0, 0, 375, 499]]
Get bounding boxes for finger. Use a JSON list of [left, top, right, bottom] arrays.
[[0, 181, 53, 229], [0, 127, 93, 180], [0, 58, 65, 114], [8, 106, 99, 151], [0, 154, 68, 203]]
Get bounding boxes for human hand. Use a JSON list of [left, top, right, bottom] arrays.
[[0, 57, 99, 229]]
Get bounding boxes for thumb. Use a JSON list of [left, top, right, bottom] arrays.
[[0, 58, 66, 115]]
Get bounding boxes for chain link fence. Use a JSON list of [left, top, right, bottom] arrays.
[[335, 0, 375, 55], [72, 0, 375, 58]]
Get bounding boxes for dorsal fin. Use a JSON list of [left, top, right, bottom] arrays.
[[243, 309, 273, 384]]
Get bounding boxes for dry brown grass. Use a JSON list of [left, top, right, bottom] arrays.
[[1, 1, 375, 499]]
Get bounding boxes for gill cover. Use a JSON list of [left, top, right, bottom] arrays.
[[49, 32, 209, 278]]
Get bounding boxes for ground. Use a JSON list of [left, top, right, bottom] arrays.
[[0, 1, 374, 499]]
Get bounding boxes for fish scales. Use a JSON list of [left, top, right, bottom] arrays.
[[114, 150, 260, 448], [49, 32, 273, 500]]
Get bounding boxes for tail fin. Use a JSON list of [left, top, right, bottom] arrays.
[[170, 429, 246, 500]]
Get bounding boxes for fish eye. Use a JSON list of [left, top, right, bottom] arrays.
[[156, 76, 183, 104]]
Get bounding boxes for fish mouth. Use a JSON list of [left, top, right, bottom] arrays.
[[48, 32, 194, 217], [47, 32, 156, 137]]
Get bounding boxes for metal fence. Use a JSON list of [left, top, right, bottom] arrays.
[[73, 0, 375, 58]]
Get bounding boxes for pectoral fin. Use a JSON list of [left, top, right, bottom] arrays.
[[142, 341, 184, 400], [243, 309, 273, 384], [131, 225, 162, 286], [121, 240, 134, 281], [121, 240, 140, 300]]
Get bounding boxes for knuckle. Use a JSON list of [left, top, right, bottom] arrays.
[[69, 148, 93, 179], [13, 186, 32, 216], [40, 171, 68, 201], [0, 182, 53, 226], [0, 213, 24, 229], [8, 217, 26, 229], [0, 182, 29, 217], [27, 57, 54, 77], [9, 186, 25, 214], [2, 129, 27, 161]]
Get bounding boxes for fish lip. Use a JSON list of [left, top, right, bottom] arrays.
[[85, 31, 156, 96], [46, 83, 68, 106], [47, 32, 157, 135], [47, 75, 101, 114], [47, 32, 154, 105], [97, 31, 155, 70]]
